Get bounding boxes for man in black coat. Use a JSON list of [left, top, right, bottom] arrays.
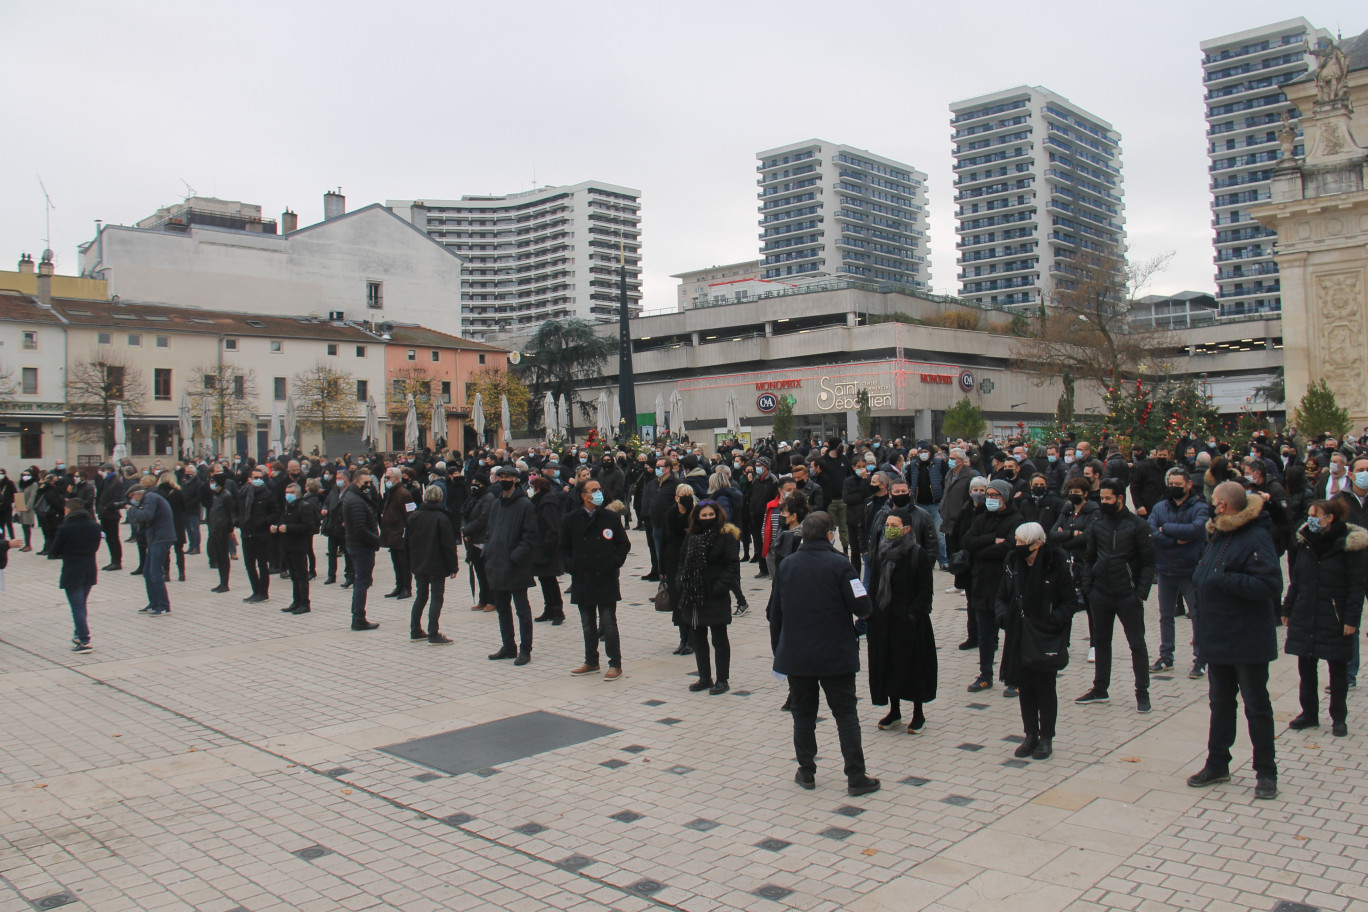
[[1187, 482, 1283, 800], [1129, 443, 1172, 519], [747, 458, 778, 573], [238, 468, 279, 604], [205, 474, 238, 593], [49, 499, 104, 653], [1077, 478, 1156, 711], [484, 465, 541, 665], [771, 512, 880, 797], [274, 482, 319, 614], [95, 465, 129, 570], [341, 471, 383, 631], [562, 479, 631, 680], [406, 486, 461, 644]]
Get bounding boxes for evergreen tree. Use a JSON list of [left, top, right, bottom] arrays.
[[1293, 379, 1351, 439], [942, 397, 986, 441]]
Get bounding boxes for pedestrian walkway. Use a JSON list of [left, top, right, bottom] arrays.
[[1, 531, 1363, 912]]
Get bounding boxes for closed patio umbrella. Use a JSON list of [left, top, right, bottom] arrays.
[[179, 394, 194, 459], [112, 403, 127, 462], [668, 389, 685, 435], [500, 394, 512, 447], [284, 396, 299, 454], [404, 394, 419, 451], [596, 390, 610, 436], [543, 391, 557, 440], [363, 396, 380, 451], [472, 392, 485, 444], [558, 394, 569, 438], [610, 392, 621, 437], [199, 397, 213, 457], [431, 398, 447, 449], [269, 401, 282, 455], [654, 392, 664, 431]]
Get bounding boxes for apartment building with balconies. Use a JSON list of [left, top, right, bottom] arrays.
[[389, 181, 641, 337], [949, 87, 1125, 311], [755, 140, 930, 291], [1201, 18, 1330, 317]]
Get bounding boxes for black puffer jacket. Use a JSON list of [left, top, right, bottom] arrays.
[[672, 523, 741, 628], [529, 487, 566, 577], [1283, 521, 1367, 662], [1192, 497, 1282, 665], [1079, 507, 1155, 601], [341, 486, 381, 550], [483, 485, 540, 591], [960, 504, 1024, 611]]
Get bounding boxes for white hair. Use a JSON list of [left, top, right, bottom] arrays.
[[969, 475, 990, 491], [1016, 522, 1047, 545]]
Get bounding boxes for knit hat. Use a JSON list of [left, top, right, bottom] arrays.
[[988, 479, 1013, 501], [756, 456, 773, 470]]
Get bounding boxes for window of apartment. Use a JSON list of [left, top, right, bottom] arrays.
[[478, 354, 486, 365], [21, 367, 37, 395], [367, 281, 383, 309], [407, 349, 416, 361], [20, 427, 41, 460], [233, 375, 245, 400], [327, 343, 339, 356], [356, 379, 368, 402], [441, 381, 451, 403], [105, 366, 126, 400], [21, 331, 37, 350], [269, 340, 283, 353], [128, 333, 142, 346], [203, 373, 217, 390], [156, 336, 169, 348], [356, 345, 367, 358], [392, 378, 403, 399], [97, 332, 112, 345], [154, 368, 172, 401], [224, 338, 239, 351], [430, 350, 440, 363], [274, 377, 287, 400]]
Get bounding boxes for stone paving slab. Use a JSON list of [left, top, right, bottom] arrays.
[[1, 527, 1363, 911]]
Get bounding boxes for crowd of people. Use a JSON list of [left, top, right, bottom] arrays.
[[2, 423, 1365, 799]]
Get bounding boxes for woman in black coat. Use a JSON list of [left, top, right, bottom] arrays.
[[1048, 477, 1102, 660], [528, 476, 566, 625], [953, 477, 988, 648], [1282, 498, 1365, 737], [864, 509, 936, 734], [995, 522, 1078, 761], [49, 499, 104, 653], [674, 499, 741, 694], [660, 484, 696, 655], [158, 473, 188, 582], [407, 487, 461, 644]]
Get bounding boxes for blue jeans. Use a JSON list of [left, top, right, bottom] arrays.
[[347, 546, 376, 624], [185, 512, 202, 551], [144, 541, 171, 612], [1157, 575, 1199, 666], [1349, 636, 1360, 683], [66, 585, 92, 643]]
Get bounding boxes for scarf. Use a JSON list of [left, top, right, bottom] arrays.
[[874, 531, 921, 616], [677, 528, 717, 623]]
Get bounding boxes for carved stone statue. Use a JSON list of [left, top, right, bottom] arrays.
[[1308, 39, 1350, 107], [1277, 112, 1299, 161]]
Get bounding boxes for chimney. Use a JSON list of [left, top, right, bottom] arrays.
[[18, 252, 35, 274], [36, 249, 54, 306], [281, 208, 298, 233], [410, 202, 428, 228], [323, 188, 345, 220]]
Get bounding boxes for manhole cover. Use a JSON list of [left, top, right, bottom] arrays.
[[629, 879, 665, 896], [293, 845, 331, 861], [610, 811, 643, 823], [514, 823, 547, 836], [33, 894, 77, 910], [441, 812, 473, 827], [756, 838, 791, 852], [685, 818, 719, 832], [834, 805, 865, 817], [558, 854, 595, 870], [754, 884, 794, 901], [942, 795, 974, 806], [820, 827, 854, 840], [380, 711, 620, 777], [325, 767, 351, 777], [900, 776, 929, 787]]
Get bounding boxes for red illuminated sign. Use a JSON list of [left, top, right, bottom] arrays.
[[755, 379, 802, 391]]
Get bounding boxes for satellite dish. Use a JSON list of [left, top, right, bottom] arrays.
[[508, 351, 522, 365]]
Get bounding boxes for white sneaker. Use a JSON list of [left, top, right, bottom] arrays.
[[1088, 647, 1096, 663], [944, 586, 962, 594]]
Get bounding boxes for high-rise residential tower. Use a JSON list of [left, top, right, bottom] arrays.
[[949, 87, 1125, 311], [1201, 18, 1330, 317], [756, 140, 930, 290], [389, 181, 641, 335]]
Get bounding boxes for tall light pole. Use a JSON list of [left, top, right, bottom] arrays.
[[617, 228, 638, 437]]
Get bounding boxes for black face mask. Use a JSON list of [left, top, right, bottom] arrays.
[[1067, 492, 1085, 505], [1014, 543, 1035, 556], [1031, 488, 1047, 498], [1168, 487, 1186, 502], [499, 479, 516, 491], [1100, 501, 1121, 515], [891, 493, 911, 507]]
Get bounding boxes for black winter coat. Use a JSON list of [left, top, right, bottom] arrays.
[[649, 475, 683, 527], [341, 487, 381, 551], [772, 540, 871, 677], [672, 524, 741, 628], [1192, 497, 1283, 665], [994, 546, 1079, 686], [1018, 491, 1067, 535], [1283, 521, 1367, 662], [483, 486, 540, 591], [1080, 508, 1156, 601], [530, 488, 567, 577], [49, 510, 103, 589], [206, 487, 238, 534], [961, 505, 1024, 611], [864, 534, 937, 704], [279, 496, 320, 554], [561, 503, 631, 605], [239, 483, 279, 539], [406, 503, 460, 577]]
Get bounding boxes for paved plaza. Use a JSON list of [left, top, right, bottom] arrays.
[[1, 527, 1364, 912]]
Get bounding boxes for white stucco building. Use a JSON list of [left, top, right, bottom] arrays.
[[78, 194, 470, 336], [387, 181, 642, 335], [949, 87, 1126, 311], [756, 140, 931, 290]]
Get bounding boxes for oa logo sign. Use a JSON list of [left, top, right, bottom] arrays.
[[958, 370, 975, 393], [756, 393, 778, 414]]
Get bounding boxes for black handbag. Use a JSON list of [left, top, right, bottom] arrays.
[[947, 549, 971, 576], [1018, 608, 1070, 672]]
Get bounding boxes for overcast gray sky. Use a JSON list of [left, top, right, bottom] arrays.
[[2, 1, 1361, 314]]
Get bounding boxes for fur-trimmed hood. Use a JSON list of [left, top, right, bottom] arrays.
[[1295, 520, 1368, 552], [605, 499, 627, 513], [720, 522, 741, 540], [1206, 494, 1264, 535]]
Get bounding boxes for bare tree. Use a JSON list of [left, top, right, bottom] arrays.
[[294, 362, 359, 455], [1011, 245, 1173, 394], [189, 363, 258, 456], [66, 351, 146, 451], [388, 366, 435, 449]]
